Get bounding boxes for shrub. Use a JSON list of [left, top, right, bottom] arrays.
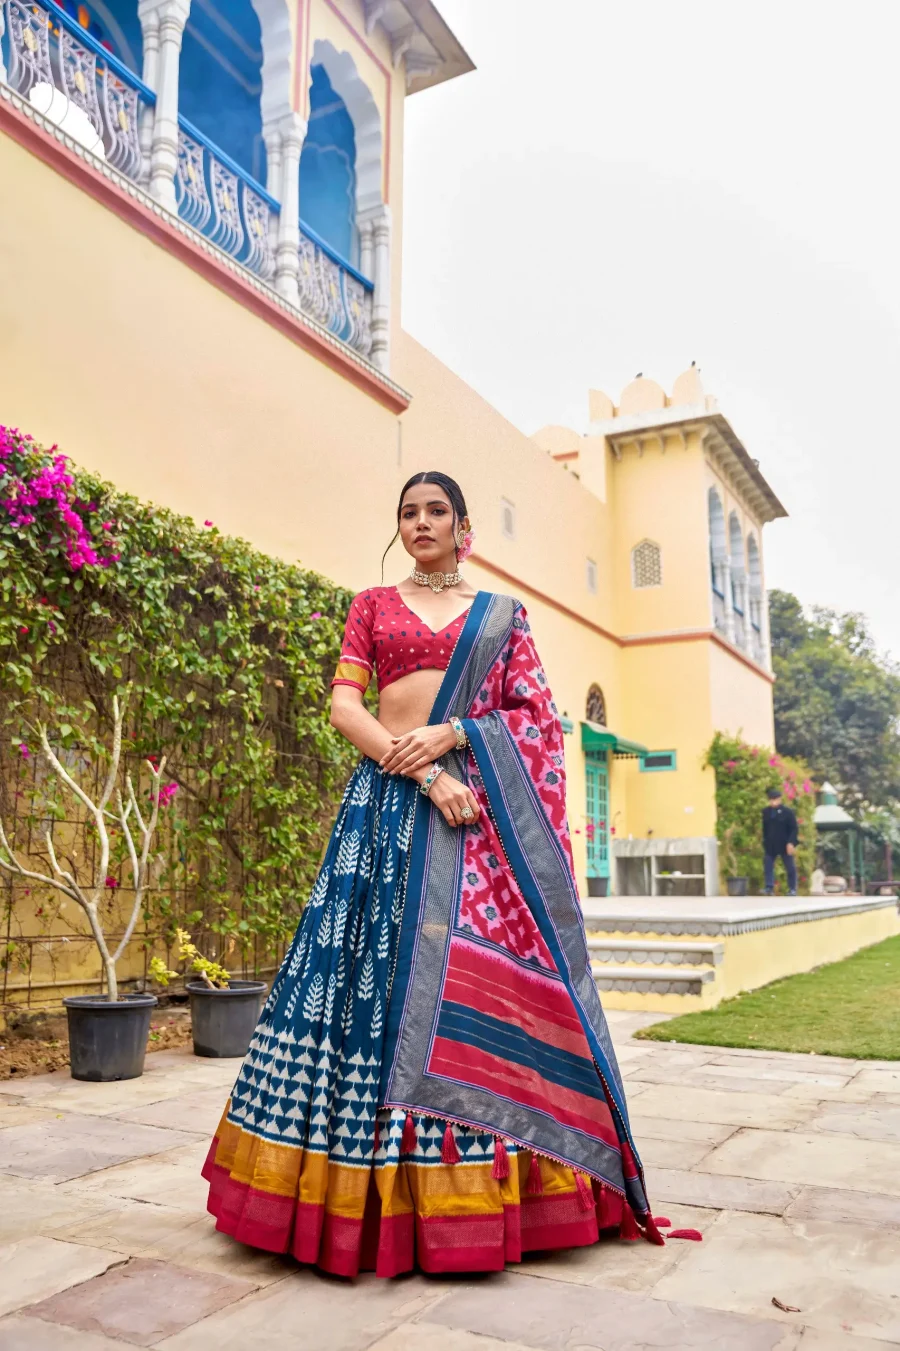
[[706, 732, 816, 894]]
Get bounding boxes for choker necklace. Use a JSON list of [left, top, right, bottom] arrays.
[[410, 566, 462, 593]]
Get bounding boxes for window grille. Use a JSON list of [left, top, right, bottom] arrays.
[[631, 540, 662, 588], [501, 498, 516, 540], [585, 683, 606, 725]]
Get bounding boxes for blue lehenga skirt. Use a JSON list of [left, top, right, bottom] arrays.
[[203, 758, 634, 1276]]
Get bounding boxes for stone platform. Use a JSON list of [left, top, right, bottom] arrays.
[[1, 1017, 899, 1349], [582, 894, 900, 1012]]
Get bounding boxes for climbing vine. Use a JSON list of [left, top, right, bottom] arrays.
[[0, 425, 356, 975], [706, 732, 816, 894]]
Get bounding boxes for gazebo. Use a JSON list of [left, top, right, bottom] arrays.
[[814, 782, 878, 893]]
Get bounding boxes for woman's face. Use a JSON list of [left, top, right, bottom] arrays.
[[398, 482, 465, 567]]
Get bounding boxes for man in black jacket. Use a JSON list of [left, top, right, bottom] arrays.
[[762, 786, 798, 896]]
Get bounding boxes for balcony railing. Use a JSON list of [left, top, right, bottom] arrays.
[[1, 0, 375, 360], [2, 0, 152, 179]]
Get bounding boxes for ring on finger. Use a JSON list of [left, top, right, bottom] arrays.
[[460, 805, 474, 821]]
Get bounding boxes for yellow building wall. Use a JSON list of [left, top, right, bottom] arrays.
[[709, 641, 776, 748]]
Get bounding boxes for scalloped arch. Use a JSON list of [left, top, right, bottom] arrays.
[[250, 0, 293, 124], [310, 38, 384, 215]]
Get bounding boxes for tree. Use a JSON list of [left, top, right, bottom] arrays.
[[769, 590, 900, 813]]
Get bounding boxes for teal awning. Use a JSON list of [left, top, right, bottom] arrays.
[[581, 721, 648, 759]]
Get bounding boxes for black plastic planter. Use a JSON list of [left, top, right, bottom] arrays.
[[63, 992, 158, 1082], [586, 876, 610, 898], [187, 980, 267, 1058], [726, 876, 749, 897]]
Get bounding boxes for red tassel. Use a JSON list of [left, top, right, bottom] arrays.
[[574, 1172, 594, 1212], [401, 1112, 417, 1153], [441, 1122, 461, 1164], [492, 1136, 510, 1180], [668, 1228, 703, 1241], [597, 1183, 624, 1230], [620, 1203, 640, 1241], [642, 1213, 666, 1246], [525, 1152, 543, 1195], [654, 1216, 672, 1228], [373, 1121, 381, 1153]]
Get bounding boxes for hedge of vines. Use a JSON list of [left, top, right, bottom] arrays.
[[706, 731, 816, 894], [0, 425, 357, 970]]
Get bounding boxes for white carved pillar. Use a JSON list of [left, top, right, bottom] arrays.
[[138, 8, 161, 185], [0, 8, 7, 86], [360, 203, 391, 372], [359, 216, 375, 285], [720, 557, 735, 644], [273, 111, 307, 305], [759, 587, 772, 670], [138, 0, 190, 212]]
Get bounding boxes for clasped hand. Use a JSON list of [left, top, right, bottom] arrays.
[[379, 723, 455, 776]]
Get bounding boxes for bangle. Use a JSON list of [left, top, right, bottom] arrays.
[[449, 716, 467, 750], [419, 762, 444, 797]]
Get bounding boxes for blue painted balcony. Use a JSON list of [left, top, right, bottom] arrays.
[[0, 0, 376, 362]]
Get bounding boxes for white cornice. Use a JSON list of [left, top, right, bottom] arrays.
[[363, 0, 475, 93]]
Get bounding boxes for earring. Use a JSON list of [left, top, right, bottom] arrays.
[[456, 527, 467, 550]]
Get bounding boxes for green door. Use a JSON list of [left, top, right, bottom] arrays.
[[585, 750, 610, 881]]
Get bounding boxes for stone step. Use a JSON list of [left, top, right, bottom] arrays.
[[591, 963, 717, 997], [586, 937, 724, 967]]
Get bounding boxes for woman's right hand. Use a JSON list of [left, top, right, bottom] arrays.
[[426, 772, 481, 828]]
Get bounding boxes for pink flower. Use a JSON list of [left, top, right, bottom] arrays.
[[158, 783, 179, 806], [750, 747, 759, 758], [204, 520, 214, 527], [101, 521, 114, 531], [104, 876, 119, 889], [18, 625, 28, 635], [724, 759, 737, 772], [768, 755, 782, 767], [19, 744, 30, 759], [802, 779, 813, 794], [456, 528, 476, 563], [310, 611, 322, 620]]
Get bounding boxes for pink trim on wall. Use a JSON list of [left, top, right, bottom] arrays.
[[0, 99, 409, 415]]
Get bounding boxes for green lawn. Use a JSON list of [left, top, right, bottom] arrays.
[[635, 934, 900, 1060]]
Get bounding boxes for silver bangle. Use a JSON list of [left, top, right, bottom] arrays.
[[449, 716, 467, 750], [420, 762, 444, 797]]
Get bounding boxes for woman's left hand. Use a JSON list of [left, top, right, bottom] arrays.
[[380, 723, 456, 776]]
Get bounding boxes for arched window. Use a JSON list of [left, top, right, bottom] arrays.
[[747, 534, 764, 661], [179, 0, 266, 184], [729, 511, 747, 646], [631, 539, 662, 589], [708, 488, 727, 631], [299, 63, 357, 264], [586, 684, 607, 726]]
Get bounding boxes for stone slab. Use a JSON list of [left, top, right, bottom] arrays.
[[28, 1257, 256, 1347], [0, 1113, 197, 1183], [626, 1066, 795, 1096], [636, 1136, 716, 1169], [0, 1314, 129, 1350], [700, 1128, 900, 1197], [651, 1210, 900, 1343], [114, 1087, 227, 1136], [630, 1114, 738, 1146], [0, 1176, 128, 1245], [708, 1052, 863, 1075], [155, 1273, 444, 1351], [369, 1326, 546, 1351], [0, 1103, 60, 1129], [808, 1102, 900, 1144], [516, 1204, 720, 1291], [697, 1064, 852, 1090], [648, 1166, 799, 1216], [851, 1069, 900, 1095], [785, 1185, 900, 1229], [632, 1084, 816, 1130], [0, 1236, 122, 1318], [793, 1330, 900, 1350], [54, 1200, 293, 1285], [428, 1270, 794, 1350], [62, 1142, 211, 1211]]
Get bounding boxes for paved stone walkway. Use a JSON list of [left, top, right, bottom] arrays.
[[1, 1011, 898, 1350]]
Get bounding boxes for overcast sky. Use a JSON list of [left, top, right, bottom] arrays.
[[401, 0, 900, 661]]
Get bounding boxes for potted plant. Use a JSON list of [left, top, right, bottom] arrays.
[[151, 928, 267, 1058], [0, 694, 165, 1081], [721, 825, 749, 897]]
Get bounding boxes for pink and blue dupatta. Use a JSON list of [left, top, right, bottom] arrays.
[[383, 591, 653, 1225]]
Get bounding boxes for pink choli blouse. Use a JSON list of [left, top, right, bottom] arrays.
[[331, 586, 471, 694]]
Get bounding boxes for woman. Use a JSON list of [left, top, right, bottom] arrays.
[[202, 471, 661, 1277]]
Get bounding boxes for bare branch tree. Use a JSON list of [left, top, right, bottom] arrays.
[[0, 692, 166, 1002]]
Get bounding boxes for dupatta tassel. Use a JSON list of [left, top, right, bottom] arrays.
[[441, 1123, 461, 1165], [491, 1136, 510, 1180], [574, 1172, 594, 1212], [525, 1153, 543, 1195], [642, 1212, 667, 1246], [373, 1121, 381, 1153], [620, 1203, 640, 1242], [401, 1113, 417, 1154]]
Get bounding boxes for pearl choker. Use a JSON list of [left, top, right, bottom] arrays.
[[410, 566, 462, 593]]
